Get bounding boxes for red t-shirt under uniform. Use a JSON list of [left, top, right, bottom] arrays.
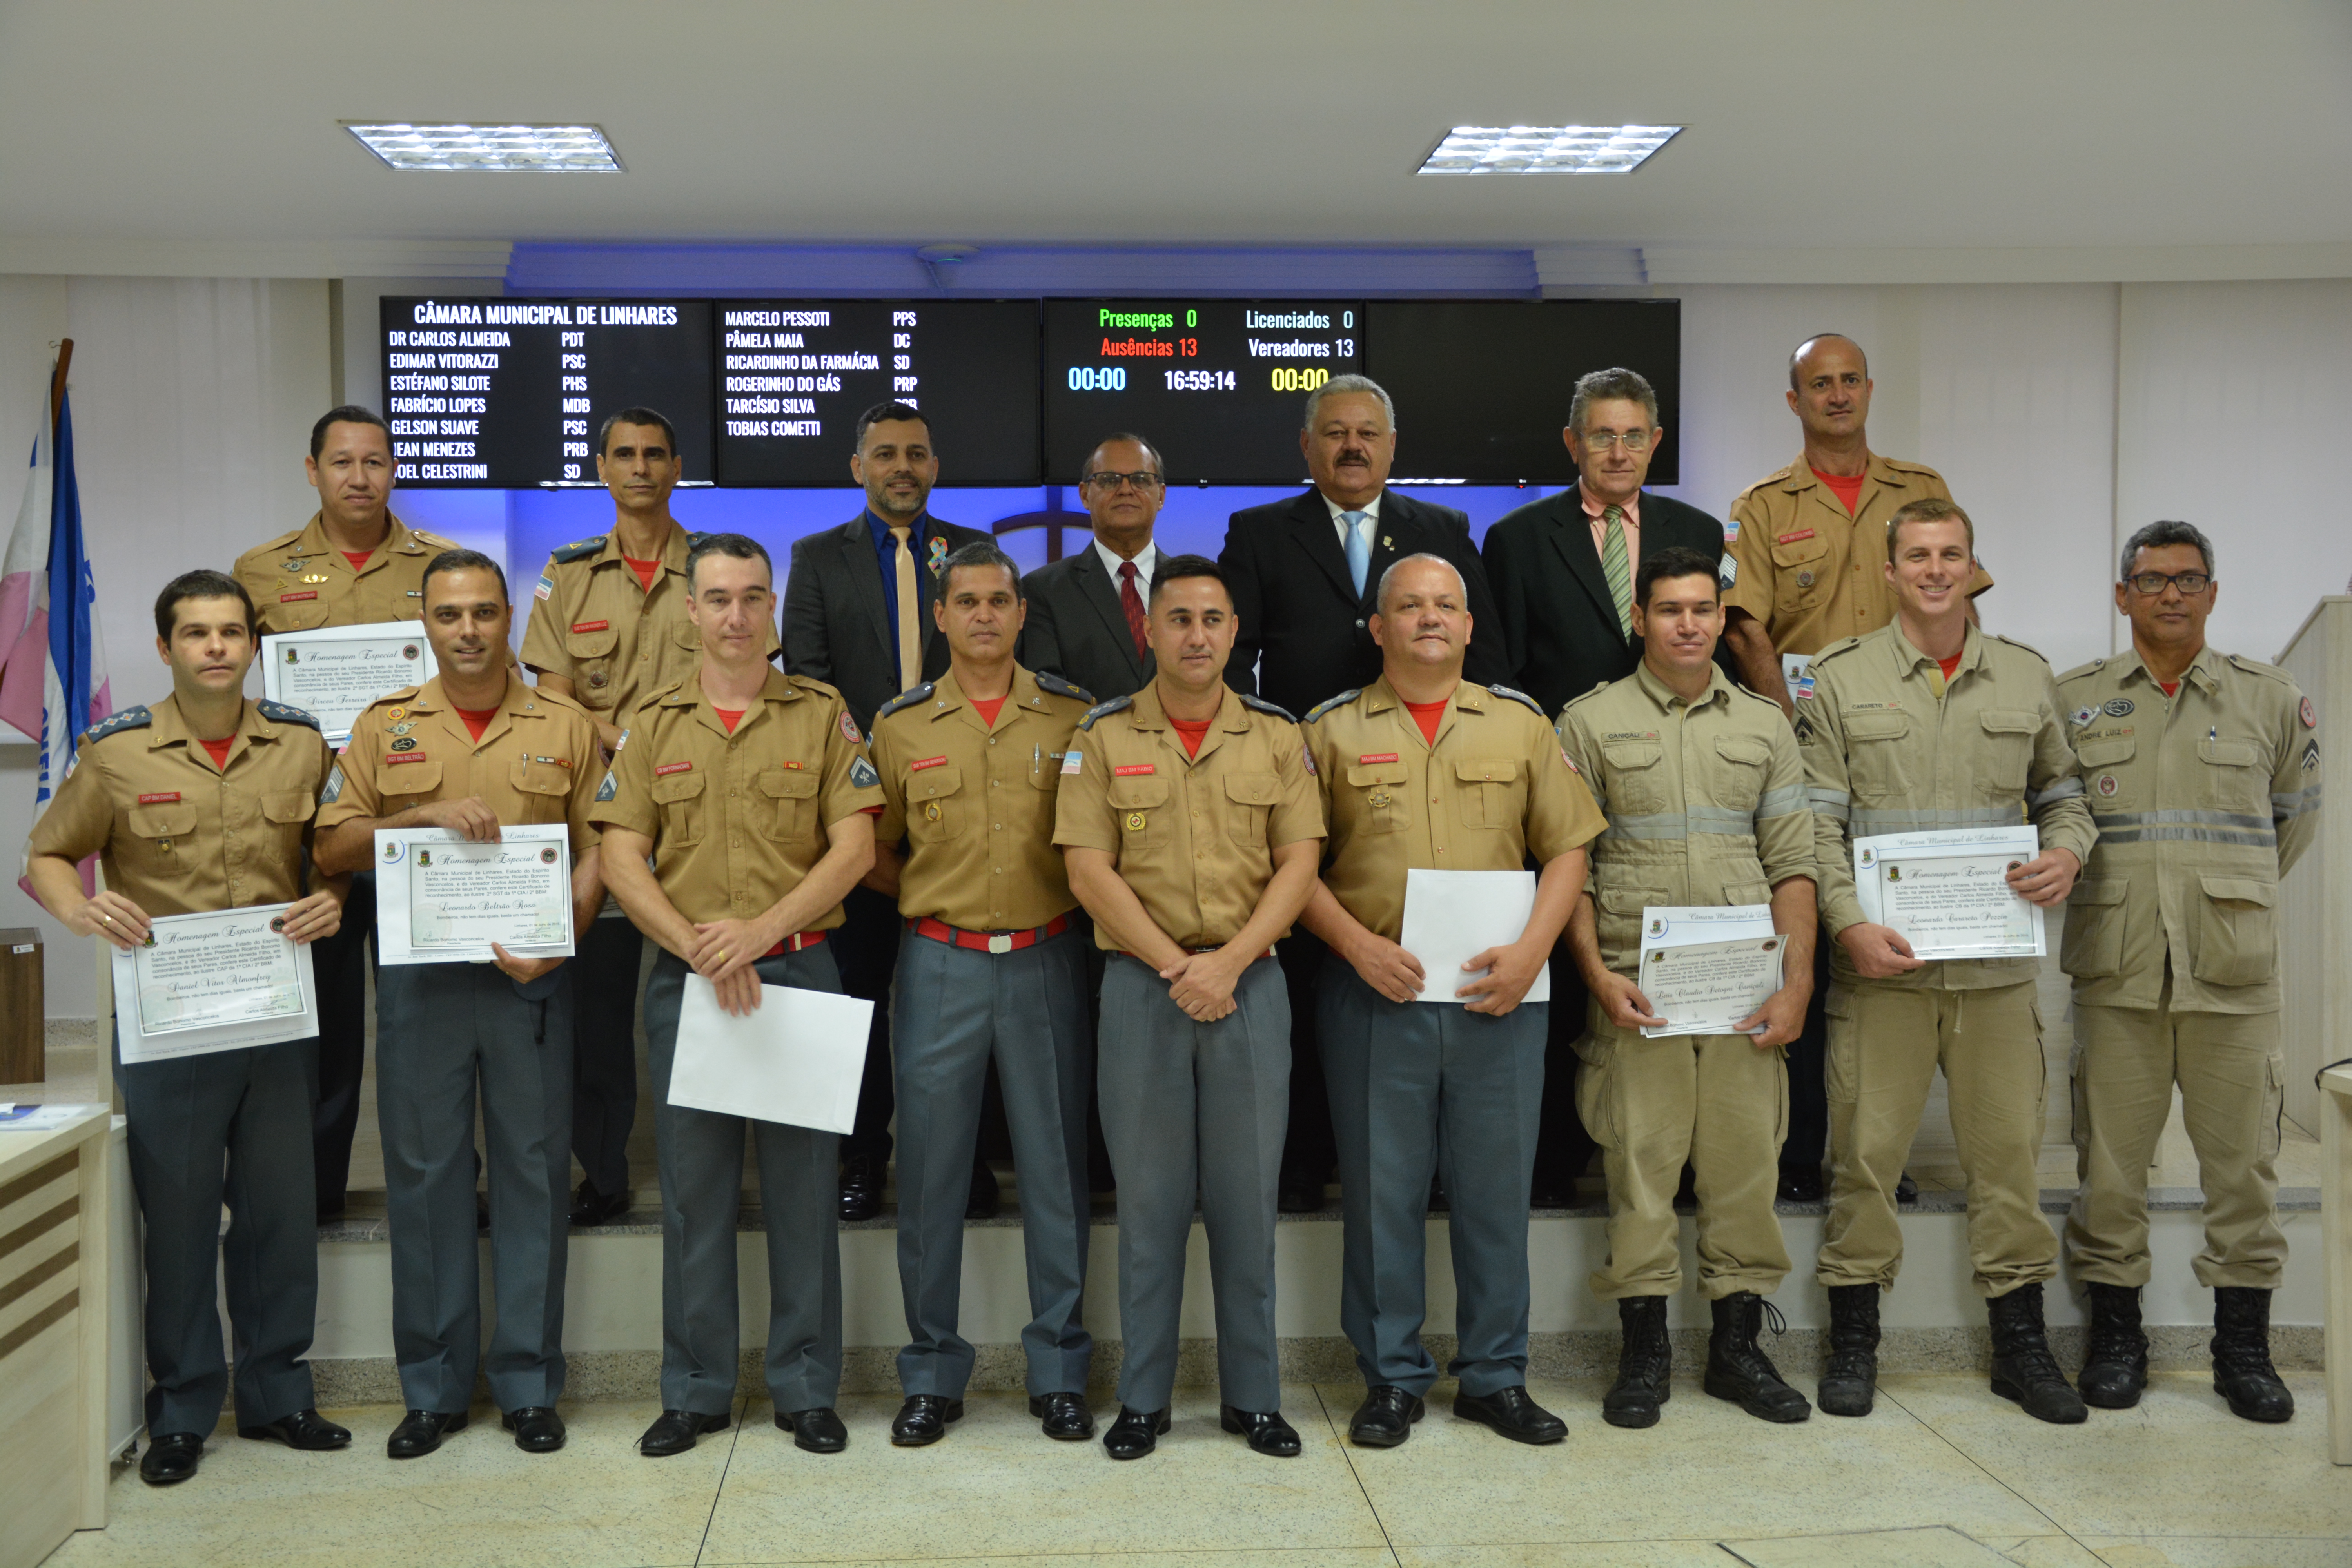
[[1813, 467, 1867, 515], [1403, 698, 1448, 746]]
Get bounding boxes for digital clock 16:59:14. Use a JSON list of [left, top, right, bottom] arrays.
[[1163, 369, 1238, 392]]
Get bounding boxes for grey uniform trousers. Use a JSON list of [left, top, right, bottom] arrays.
[[1321, 967, 1547, 1398], [375, 962, 573, 1414], [1097, 952, 1289, 1414], [116, 1032, 320, 1436], [892, 924, 1093, 1398], [645, 946, 844, 1416]]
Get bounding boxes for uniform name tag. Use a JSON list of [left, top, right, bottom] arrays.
[[1114, 764, 1155, 776], [137, 791, 181, 804], [1777, 528, 1816, 545], [572, 619, 609, 633], [386, 751, 428, 765], [780, 760, 804, 769], [655, 760, 693, 776], [1358, 752, 1399, 764], [910, 755, 948, 771], [279, 591, 318, 602]]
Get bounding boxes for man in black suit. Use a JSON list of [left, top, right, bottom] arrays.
[[1481, 366, 1735, 1207], [782, 401, 991, 1220], [1219, 374, 1510, 1212], [1018, 433, 1161, 704]]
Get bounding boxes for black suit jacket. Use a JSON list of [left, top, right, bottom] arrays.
[[1479, 488, 1733, 719], [1017, 544, 1153, 704], [781, 512, 992, 733], [1219, 489, 1508, 719]]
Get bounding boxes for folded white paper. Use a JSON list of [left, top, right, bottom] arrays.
[[1399, 867, 1550, 1005], [666, 973, 872, 1134]]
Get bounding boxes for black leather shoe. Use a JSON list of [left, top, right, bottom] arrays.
[[638, 1408, 726, 1457], [1453, 1385, 1566, 1445], [2080, 1282, 2149, 1410], [1277, 1171, 1326, 1213], [838, 1156, 883, 1222], [475, 1197, 490, 1232], [1528, 1177, 1575, 1210], [315, 1194, 346, 1225], [1104, 1405, 1169, 1459], [891, 1394, 963, 1446], [1986, 1283, 2088, 1425], [1030, 1392, 1094, 1440], [1348, 1385, 1424, 1447], [1427, 1172, 1450, 1213], [1775, 1164, 1825, 1203], [777, 1406, 848, 1452], [1895, 1171, 1920, 1205], [568, 1179, 630, 1227], [1819, 1283, 1881, 1417], [1704, 1294, 1812, 1423], [965, 1161, 1001, 1220], [386, 1408, 468, 1459], [503, 1406, 566, 1452], [1603, 1296, 1672, 1429], [1220, 1405, 1301, 1457], [2212, 1286, 2295, 1423], [139, 1432, 204, 1485], [239, 1408, 352, 1450]]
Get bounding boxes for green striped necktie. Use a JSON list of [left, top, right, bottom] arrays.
[[1601, 506, 1632, 638]]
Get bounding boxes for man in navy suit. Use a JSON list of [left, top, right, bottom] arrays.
[[1219, 375, 1509, 1212]]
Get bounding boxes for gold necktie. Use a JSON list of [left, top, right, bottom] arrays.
[[889, 525, 922, 692]]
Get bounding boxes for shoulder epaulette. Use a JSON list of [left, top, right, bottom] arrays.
[[1811, 635, 1865, 664], [408, 529, 457, 552], [2055, 657, 2107, 685], [1880, 456, 1945, 479], [257, 699, 319, 731], [1988, 632, 2051, 666], [371, 684, 425, 710], [875, 682, 935, 724], [83, 705, 152, 744], [1077, 694, 1134, 731], [648, 678, 696, 707], [684, 531, 712, 550], [1238, 693, 1297, 723], [239, 528, 304, 558], [1033, 670, 1094, 705], [786, 673, 846, 704], [1559, 681, 1614, 717], [2225, 652, 2296, 688], [1486, 683, 1545, 717], [550, 534, 608, 565], [1302, 688, 1361, 725], [1731, 683, 1786, 713]]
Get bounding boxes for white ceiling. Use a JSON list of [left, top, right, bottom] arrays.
[[4, 0, 2350, 280]]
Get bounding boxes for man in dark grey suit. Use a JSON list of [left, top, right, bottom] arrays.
[[1218, 374, 1510, 1213], [782, 401, 990, 1220], [1480, 366, 1736, 1208], [1018, 432, 1162, 705]]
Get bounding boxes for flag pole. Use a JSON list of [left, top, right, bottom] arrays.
[[48, 339, 73, 434]]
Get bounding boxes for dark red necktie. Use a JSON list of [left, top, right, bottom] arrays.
[[1118, 560, 1150, 661]]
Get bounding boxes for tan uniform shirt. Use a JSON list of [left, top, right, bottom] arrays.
[[1053, 683, 1323, 951], [28, 695, 334, 916], [1557, 663, 1811, 975], [589, 668, 882, 929], [1722, 453, 1991, 657], [2057, 645, 2319, 1014], [868, 665, 1094, 931], [1305, 678, 1605, 942], [233, 512, 457, 635], [1799, 622, 2096, 990], [316, 676, 606, 858]]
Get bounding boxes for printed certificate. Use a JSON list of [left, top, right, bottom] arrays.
[[261, 620, 436, 742], [1853, 825, 2046, 960], [374, 824, 575, 965], [1635, 904, 1782, 1038], [112, 904, 319, 1064]]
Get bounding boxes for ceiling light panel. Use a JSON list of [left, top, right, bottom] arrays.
[[344, 122, 624, 173], [1416, 125, 1680, 176]]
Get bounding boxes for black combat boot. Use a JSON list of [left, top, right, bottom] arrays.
[[2211, 1286, 2294, 1423], [2078, 1282, 2148, 1409], [1703, 1293, 1811, 1423], [1817, 1283, 1880, 1417], [1601, 1295, 1671, 1429], [1986, 1282, 2087, 1424]]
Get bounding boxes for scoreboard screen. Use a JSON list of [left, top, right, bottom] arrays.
[[380, 298, 715, 488], [1041, 299, 1363, 482], [713, 301, 1040, 486]]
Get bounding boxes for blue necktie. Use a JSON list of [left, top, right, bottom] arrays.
[[1343, 510, 1372, 597]]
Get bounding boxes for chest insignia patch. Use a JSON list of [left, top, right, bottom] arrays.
[[910, 755, 948, 772], [1358, 752, 1399, 764], [1777, 528, 1816, 545], [386, 751, 427, 765], [2096, 773, 2120, 797], [387, 721, 414, 737], [655, 761, 693, 777], [388, 707, 407, 722], [571, 619, 609, 634], [778, 759, 802, 770], [1114, 764, 1156, 776], [279, 591, 317, 603], [281, 559, 306, 572], [2071, 705, 2097, 728], [1124, 811, 1147, 832], [1368, 791, 1392, 808], [2104, 697, 2135, 718], [1796, 569, 1816, 588], [925, 801, 942, 822], [390, 737, 417, 753], [137, 791, 180, 804], [301, 573, 329, 584]]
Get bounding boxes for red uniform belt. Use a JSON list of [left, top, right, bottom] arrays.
[[909, 913, 1071, 955], [757, 931, 827, 957]]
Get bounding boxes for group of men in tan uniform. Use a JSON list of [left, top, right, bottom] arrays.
[[27, 337, 2313, 1484]]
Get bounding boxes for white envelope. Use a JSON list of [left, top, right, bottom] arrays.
[[1399, 867, 1550, 1005], [666, 973, 873, 1135]]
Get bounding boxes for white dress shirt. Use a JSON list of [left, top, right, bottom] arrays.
[[1093, 537, 1158, 593]]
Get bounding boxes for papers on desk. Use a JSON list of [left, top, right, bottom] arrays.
[[1635, 904, 1783, 1039], [1853, 826, 2045, 960], [1399, 868, 1549, 1005], [666, 973, 871, 1135], [0, 1102, 111, 1131], [374, 824, 575, 965], [111, 905, 319, 1064]]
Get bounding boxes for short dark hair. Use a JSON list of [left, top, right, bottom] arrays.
[[1084, 432, 1165, 476], [854, 401, 930, 452], [2119, 519, 2214, 582], [1788, 333, 1868, 391], [154, 570, 256, 640], [1570, 367, 1659, 431], [1147, 553, 1228, 607], [310, 404, 390, 460], [1635, 545, 1723, 609], [939, 541, 1023, 600], [422, 548, 508, 603], [686, 531, 772, 591], [1886, 496, 1975, 562], [598, 406, 678, 458]]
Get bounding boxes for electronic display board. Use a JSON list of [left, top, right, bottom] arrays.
[[379, 298, 715, 488], [1040, 299, 1363, 482], [1361, 300, 1681, 486], [713, 301, 1040, 486]]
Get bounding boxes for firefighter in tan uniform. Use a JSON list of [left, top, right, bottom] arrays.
[[1800, 498, 2096, 1426], [27, 570, 348, 1486], [1300, 554, 1604, 1450], [592, 533, 882, 1460], [1054, 554, 1323, 1461], [1556, 545, 1816, 1431], [2057, 520, 2311, 1423], [230, 405, 457, 1219], [864, 542, 1099, 1446]]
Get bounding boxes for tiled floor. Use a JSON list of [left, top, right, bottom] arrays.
[[43, 1373, 2344, 1568]]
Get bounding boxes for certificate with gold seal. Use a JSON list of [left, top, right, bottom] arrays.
[[112, 904, 319, 1064], [261, 620, 438, 743], [372, 824, 575, 966]]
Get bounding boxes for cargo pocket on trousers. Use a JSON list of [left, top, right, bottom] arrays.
[[2260, 1053, 2285, 1161], [1822, 985, 1858, 1107]]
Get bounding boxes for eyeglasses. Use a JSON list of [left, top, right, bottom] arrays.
[[2126, 571, 2212, 595], [1577, 430, 1653, 452], [1082, 470, 1164, 491]]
